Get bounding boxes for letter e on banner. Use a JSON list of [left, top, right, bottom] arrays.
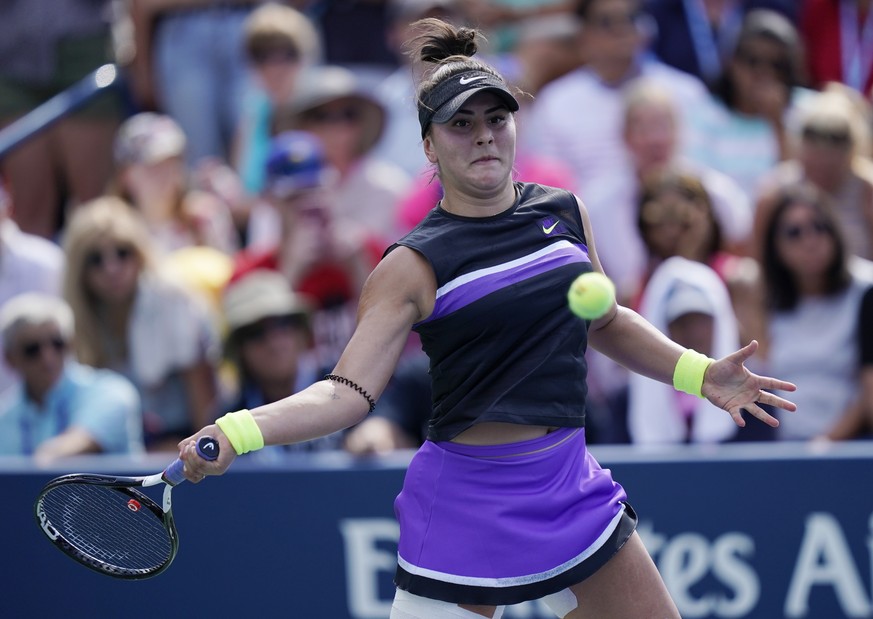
[[340, 518, 399, 619]]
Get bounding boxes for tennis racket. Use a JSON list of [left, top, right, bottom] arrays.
[[34, 435, 218, 580]]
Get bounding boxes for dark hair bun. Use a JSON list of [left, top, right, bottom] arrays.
[[407, 18, 479, 64]]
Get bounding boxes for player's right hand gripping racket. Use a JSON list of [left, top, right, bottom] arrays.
[[34, 436, 219, 579]]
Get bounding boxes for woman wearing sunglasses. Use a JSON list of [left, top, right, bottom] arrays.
[[759, 182, 873, 441], [753, 84, 873, 261], [61, 196, 221, 452], [684, 9, 809, 201]]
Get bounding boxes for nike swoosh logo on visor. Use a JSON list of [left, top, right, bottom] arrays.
[[459, 75, 488, 85]]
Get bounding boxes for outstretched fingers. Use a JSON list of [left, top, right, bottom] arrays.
[[729, 388, 796, 429], [725, 339, 759, 367], [737, 401, 779, 428], [757, 376, 798, 397], [754, 388, 797, 413]]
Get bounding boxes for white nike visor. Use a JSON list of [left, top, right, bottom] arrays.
[[418, 69, 520, 137]]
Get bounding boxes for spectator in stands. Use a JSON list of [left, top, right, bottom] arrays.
[[112, 112, 239, 255], [232, 131, 377, 369], [627, 261, 741, 444], [645, 0, 799, 87], [62, 196, 221, 452], [0, 1, 122, 239], [499, 11, 584, 97], [221, 269, 344, 456], [595, 169, 763, 443], [0, 293, 143, 461], [128, 0, 259, 166], [273, 65, 413, 247], [234, 2, 321, 199], [799, 0, 873, 97], [522, 0, 709, 202], [627, 170, 763, 444], [0, 179, 65, 393], [759, 183, 873, 440], [683, 9, 809, 199], [753, 84, 873, 261], [634, 171, 763, 344], [593, 78, 753, 304]]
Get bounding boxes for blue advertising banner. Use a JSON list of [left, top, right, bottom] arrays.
[[2, 442, 871, 619]]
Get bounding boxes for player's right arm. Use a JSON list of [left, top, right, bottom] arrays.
[[180, 246, 435, 478]]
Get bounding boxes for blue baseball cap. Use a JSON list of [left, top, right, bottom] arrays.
[[264, 131, 333, 198]]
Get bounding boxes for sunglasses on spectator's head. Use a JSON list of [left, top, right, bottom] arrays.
[[779, 219, 830, 242], [20, 336, 66, 360], [85, 245, 134, 269], [801, 126, 851, 148]]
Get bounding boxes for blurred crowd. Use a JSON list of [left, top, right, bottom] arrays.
[[0, 0, 872, 462]]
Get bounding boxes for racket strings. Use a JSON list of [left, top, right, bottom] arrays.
[[41, 483, 172, 570]]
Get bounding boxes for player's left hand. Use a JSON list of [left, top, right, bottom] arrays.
[[702, 340, 797, 428]]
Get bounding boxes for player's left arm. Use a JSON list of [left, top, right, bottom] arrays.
[[180, 246, 431, 478]]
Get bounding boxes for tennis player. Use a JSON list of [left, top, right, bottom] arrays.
[[179, 18, 797, 619]]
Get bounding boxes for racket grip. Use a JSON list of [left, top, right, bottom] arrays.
[[163, 436, 220, 485]]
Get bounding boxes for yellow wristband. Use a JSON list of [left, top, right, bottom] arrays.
[[673, 349, 714, 399], [215, 409, 265, 455]]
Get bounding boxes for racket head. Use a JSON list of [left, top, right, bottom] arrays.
[[34, 473, 179, 580]]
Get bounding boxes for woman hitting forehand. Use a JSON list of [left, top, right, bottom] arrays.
[[178, 18, 796, 619]]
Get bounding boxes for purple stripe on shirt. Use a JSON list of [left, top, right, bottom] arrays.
[[421, 243, 590, 325]]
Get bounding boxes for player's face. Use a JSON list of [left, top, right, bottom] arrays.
[[424, 91, 516, 196]]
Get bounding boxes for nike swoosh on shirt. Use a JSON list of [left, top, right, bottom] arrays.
[[542, 221, 559, 234], [459, 75, 488, 85]]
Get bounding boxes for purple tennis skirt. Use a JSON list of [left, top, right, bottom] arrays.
[[393, 427, 636, 606]]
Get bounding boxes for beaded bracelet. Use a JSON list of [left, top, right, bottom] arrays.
[[673, 349, 714, 399], [215, 409, 265, 455], [324, 374, 376, 413]]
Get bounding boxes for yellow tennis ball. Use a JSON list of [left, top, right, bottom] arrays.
[[567, 272, 616, 320]]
